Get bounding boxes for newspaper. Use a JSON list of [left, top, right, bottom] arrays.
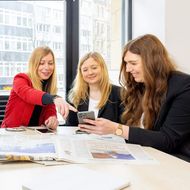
[[0, 133, 156, 164], [56, 136, 156, 164], [0, 134, 57, 161]]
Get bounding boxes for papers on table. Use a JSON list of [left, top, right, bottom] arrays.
[[56, 136, 156, 164], [0, 135, 57, 161], [21, 165, 130, 190], [0, 132, 157, 164]]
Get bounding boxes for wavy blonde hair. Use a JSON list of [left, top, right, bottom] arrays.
[[119, 34, 176, 129], [68, 52, 111, 108], [27, 46, 57, 94]]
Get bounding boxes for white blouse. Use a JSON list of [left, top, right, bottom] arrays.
[[88, 98, 99, 118]]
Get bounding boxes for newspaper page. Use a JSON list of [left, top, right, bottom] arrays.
[[56, 136, 157, 164], [0, 132, 157, 164], [0, 134, 57, 161]]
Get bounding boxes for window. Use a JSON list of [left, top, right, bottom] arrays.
[[23, 17, 27, 26], [17, 41, 21, 50], [54, 26, 61, 33], [79, 0, 124, 85], [23, 42, 27, 51], [0, 10, 3, 23], [5, 13, 10, 24], [17, 16, 21, 25], [0, 1, 66, 96], [5, 41, 10, 50]]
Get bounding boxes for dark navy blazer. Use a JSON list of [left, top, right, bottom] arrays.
[[128, 71, 190, 161]]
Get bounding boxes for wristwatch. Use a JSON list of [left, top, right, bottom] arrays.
[[115, 124, 123, 136]]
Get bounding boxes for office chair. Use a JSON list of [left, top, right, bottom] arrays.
[[0, 95, 9, 126]]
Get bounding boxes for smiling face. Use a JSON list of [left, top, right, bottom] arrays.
[[37, 53, 54, 80], [80, 57, 102, 86], [124, 51, 144, 83]]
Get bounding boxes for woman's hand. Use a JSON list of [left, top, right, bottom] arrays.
[[78, 118, 118, 135], [44, 116, 59, 130], [53, 97, 77, 119]]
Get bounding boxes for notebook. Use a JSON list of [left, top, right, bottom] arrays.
[[22, 165, 130, 190]]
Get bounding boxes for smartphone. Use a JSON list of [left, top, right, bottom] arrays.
[[77, 111, 95, 124], [75, 129, 89, 134], [35, 127, 55, 134]]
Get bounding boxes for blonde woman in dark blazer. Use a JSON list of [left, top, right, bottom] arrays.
[[66, 52, 123, 126]]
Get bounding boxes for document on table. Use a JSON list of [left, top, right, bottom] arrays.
[[0, 133, 157, 164], [21, 165, 130, 190], [0, 134, 57, 161], [56, 136, 157, 164], [0, 164, 130, 190]]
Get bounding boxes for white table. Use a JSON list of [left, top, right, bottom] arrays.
[[0, 127, 190, 190]]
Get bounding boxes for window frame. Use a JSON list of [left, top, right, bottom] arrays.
[[65, 0, 79, 95], [65, 0, 132, 95]]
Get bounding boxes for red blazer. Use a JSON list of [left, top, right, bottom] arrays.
[[1, 73, 57, 128]]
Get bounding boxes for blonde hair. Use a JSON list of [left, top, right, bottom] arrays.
[[27, 46, 57, 94], [68, 52, 111, 108], [119, 34, 176, 129]]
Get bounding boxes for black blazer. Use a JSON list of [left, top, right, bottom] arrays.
[[66, 85, 123, 126], [128, 71, 190, 160]]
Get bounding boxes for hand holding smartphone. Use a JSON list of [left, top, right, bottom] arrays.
[[77, 111, 95, 124], [76, 111, 95, 134]]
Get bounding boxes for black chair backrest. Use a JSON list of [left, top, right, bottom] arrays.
[[0, 95, 9, 126]]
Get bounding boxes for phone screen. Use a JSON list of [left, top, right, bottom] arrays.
[[36, 128, 53, 133]]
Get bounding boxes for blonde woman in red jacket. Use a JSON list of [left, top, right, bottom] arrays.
[[1, 46, 76, 129]]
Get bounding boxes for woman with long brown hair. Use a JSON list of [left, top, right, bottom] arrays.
[[78, 34, 190, 161]]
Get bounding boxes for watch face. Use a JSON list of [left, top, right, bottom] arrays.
[[116, 128, 122, 136]]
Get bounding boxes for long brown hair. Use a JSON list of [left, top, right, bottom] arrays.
[[68, 52, 111, 108], [119, 34, 176, 129], [27, 46, 57, 94]]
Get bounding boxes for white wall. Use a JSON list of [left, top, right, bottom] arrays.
[[132, 0, 190, 74], [165, 0, 190, 73], [132, 0, 165, 42]]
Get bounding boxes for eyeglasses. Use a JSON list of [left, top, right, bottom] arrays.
[[5, 126, 26, 132]]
